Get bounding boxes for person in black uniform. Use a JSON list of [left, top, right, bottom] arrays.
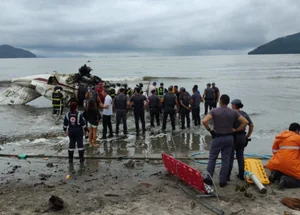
[[148, 89, 161, 127], [63, 102, 87, 163], [179, 87, 191, 129], [129, 87, 148, 133], [161, 86, 178, 131], [114, 88, 128, 135], [52, 86, 64, 115]]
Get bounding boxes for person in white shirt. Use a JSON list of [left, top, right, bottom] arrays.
[[149, 81, 157, 94], [99, 89, 113, 139]]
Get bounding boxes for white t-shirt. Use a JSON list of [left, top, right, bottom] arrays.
[[103, 95, 113, 115]]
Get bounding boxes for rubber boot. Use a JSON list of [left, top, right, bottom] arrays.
[[68, 150, 74, 163], [79, 150, 85, 163]]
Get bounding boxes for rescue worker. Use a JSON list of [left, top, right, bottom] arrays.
[[228, 99, 254, 181], [173, 85, 180, 119], [203, 83, 215, 115], [52, 86, 64, 115], [126, 87, 133, 98], [202, 94, 248, 187], [115, 83, 121, 95], [148, 89, 161, 127], [129, 87, 148, 134], [212, 82, 220, 108], [63, 102, 87, 163], [190, 87, 204, 126], [99, 89, 113, 139], [110, 84, 116, 100], [157, 83, 167, 99], [161, 86, 178, 131], [179, 87, 191, 129], [114, 88, 128, 136], [266, 123, 300, 189]]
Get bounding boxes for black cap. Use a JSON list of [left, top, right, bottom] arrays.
[[160, 83, 164, 86]]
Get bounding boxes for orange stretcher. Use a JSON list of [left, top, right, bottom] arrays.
[[244, 158, 270, 185]]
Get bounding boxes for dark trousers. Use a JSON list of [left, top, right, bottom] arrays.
[[204, 100, 214, 115], [191, 107, 200, 126], [150, 108, 160, 126], [162, 109, 175, 130], [206, 135, 234, 183], [134, 110, 145, 132], [271, 171, 300, 188], [116, 109, 127, 134], [212, 101, 217, 108], [180, 108, 190, 128], [68, 128, 84, 151], [228, 133, 246, 179], [53, 107, 63, 115], [102, 115, 113, 138]]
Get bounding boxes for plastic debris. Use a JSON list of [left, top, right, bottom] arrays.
[[18, 154, 27, 159]]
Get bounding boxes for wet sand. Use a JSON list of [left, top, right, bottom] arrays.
[[1, 156, 299, 215]]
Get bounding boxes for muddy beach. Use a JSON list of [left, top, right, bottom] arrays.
[[1, 139, 300, 215]]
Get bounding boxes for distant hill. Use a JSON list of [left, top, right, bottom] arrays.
[[249, 32, 300, 55], [0, 44, 36, 58]]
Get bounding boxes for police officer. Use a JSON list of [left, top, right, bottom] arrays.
[[228, 99, 254, 181], [203, 83, 215, 115], [212, 82, 220, 108], [63, 102, 87, 163], [179, 87, 191, 129], [161, 86, 178, 131], [202, 94, 248, 187], [148, 89, 161, 127], [52, 86, 64, 115], [129, 87, 148, 133], [114, 88, 128, 135], [157, 83, 167, 99]]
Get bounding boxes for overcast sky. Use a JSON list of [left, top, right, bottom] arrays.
[[1, 0, 300, 57]]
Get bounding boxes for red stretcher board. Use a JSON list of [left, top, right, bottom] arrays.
[[162, 153, 206, 194]]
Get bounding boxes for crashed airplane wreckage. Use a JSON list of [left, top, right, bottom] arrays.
[[0, 64, 131, 106]]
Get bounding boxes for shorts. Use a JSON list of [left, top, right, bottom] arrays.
[[88, 123, 98, 128]]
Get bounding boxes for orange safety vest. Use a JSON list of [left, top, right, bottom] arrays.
[[265, 130, 300, 179]]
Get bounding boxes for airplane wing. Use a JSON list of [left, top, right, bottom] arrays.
[[0, 85, 41, 105]]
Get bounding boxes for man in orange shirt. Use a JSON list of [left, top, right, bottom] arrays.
[[266, 123, 300, 189]]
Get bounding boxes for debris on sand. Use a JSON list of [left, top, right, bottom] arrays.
[[7, 165, 21, 174], [124, 159, 135, 168], [150, 171, 162, 177], [104, 192, 120, 197], [39, 173, 52, 180], [46, 163, 54, 168], [49, 195, 64, 210]]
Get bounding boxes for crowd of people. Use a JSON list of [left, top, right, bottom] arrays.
[[60, 80, 300, 191]]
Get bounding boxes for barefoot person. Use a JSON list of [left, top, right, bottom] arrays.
[[84, 99, 101, 147], [202, 94, 248, 187]]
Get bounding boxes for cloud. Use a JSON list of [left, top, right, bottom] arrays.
[[1, 0, 300, 56]]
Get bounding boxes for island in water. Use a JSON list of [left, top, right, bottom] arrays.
[[249, 32, 300, 55], [0, 44, 36, 58]]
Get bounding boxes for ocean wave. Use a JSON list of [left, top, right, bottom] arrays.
[[143, 76, 202, 81], [267, 76, 300, 80], [0, 80, 11, 87]]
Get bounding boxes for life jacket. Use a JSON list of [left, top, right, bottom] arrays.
[[52, 91, 63, 108], [266, 130, 300, 179]]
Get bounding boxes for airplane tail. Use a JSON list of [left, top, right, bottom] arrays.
[[0, 85, 41, 105]]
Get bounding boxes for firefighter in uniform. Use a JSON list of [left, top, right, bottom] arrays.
[[52, 86, 64, 115], [63, 102, 88, 163]]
